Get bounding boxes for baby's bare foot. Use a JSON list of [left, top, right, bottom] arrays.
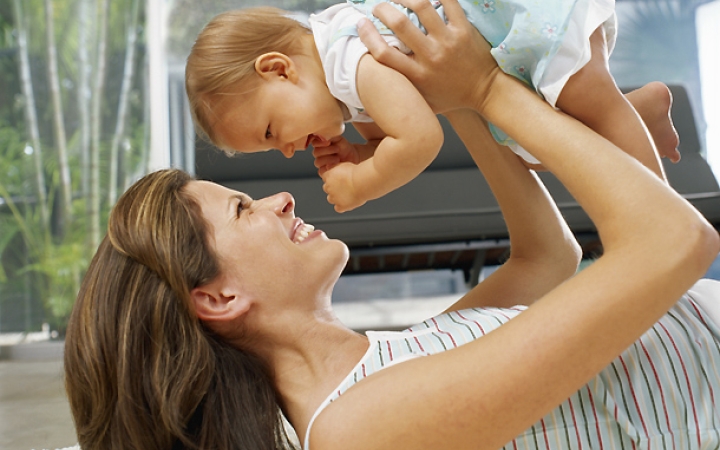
[[625, 82, 681, 163]]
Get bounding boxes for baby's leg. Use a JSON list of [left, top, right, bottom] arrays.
[[624, 82, 680, 163], [556, 26, 667, 181]]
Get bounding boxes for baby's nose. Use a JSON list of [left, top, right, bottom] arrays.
[[281, 136, 309, 158], [280, 143, 296, 159]]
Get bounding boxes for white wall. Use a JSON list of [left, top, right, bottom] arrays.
[[147, 0, 171, 171], [697, 0, 720, 178]]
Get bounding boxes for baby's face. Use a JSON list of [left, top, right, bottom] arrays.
[[213, 74, 346, 158]]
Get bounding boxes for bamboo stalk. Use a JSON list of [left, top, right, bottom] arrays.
[[89, 0, 109, 251], [77, 0, 92, 201], [12, 0, 49, 233], [44, 0, 73, 228], [108, 0, 140, 205]]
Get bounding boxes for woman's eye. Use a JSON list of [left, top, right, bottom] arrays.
[[265, 127, 272, 139]]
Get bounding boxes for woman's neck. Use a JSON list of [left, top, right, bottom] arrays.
[[269, 316, 369, 442]]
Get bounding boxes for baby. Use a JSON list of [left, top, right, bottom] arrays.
[[186, 0, 679, 212]]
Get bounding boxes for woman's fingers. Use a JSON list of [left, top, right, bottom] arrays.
[[435, 0, 467, 28], [359, 0, 498, 112], [387, 0, 448, 37], [357, 18, 417, 76]]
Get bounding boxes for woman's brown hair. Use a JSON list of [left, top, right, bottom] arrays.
[[64, 169, 296, 449], [185, 7, 311, 146]]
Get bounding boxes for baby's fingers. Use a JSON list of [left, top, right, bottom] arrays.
[[313, 147, 341, 172], [313, 145, 339, 158], [314, 155, 339, 168]]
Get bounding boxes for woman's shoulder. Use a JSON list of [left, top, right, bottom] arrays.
[[405, 305, 527, 333], [304, 306, 527, 449], [341, 306, 527, 391]]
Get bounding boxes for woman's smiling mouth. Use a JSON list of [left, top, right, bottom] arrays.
[[292, 220, 316, 244]]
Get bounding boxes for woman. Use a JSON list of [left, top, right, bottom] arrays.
[[64, 0, 720, 448]]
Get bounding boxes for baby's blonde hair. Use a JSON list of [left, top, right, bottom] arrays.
[[185, 7, 311, 145]]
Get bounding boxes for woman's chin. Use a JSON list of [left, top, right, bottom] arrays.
[[324, 241, 350, 280]]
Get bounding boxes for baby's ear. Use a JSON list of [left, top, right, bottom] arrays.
[[255, 52, 297, 81]]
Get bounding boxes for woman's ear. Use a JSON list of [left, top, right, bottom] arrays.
[[254, 52, 298, 82], [191, 282, 251, 322]]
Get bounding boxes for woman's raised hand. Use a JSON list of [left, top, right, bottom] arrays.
[[357, 0, 500, 113]]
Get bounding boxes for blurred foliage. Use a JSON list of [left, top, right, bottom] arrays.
[[0, 0, 147, 332]]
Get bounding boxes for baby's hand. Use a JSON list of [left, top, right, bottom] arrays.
[[312, 136, 362, 176], [321, 163, 367, 213]]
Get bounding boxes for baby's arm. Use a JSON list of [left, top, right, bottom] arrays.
[[320, 53, 443, 212]]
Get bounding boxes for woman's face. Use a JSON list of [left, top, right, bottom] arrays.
[[185, 180, 349, 306]]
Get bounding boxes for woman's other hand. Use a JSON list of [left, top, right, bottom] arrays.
[[357, 0, 500, 114]]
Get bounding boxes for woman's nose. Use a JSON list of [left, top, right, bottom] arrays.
[[257, 192, 295, 215]]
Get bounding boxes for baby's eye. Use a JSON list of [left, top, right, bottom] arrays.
[[265, 126, 272, 139], [237, 198, 247, 216]]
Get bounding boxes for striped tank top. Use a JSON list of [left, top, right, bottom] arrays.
[[304, 288, 720, 449]]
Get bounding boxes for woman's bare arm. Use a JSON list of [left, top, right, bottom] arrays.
[[308, 1, 719, 448], [444, 109, 580, 311], [312, 74, 718, 450]]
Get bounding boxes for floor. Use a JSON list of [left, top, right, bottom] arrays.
[[0, 358, 77, 450]]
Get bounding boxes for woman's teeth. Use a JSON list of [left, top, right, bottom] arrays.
[[294, 223, 315, 244]]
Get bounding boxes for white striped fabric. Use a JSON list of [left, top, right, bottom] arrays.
[[305, 284, 720, 450]]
